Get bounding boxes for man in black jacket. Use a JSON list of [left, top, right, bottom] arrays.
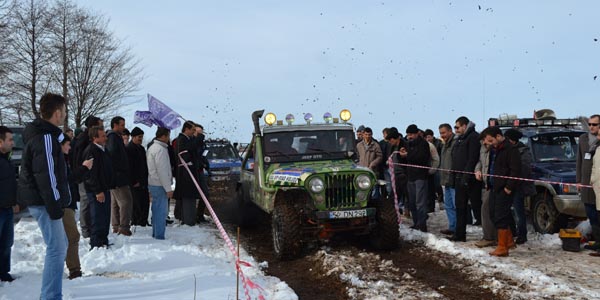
[[127, 127, 150, 226], [83, 126, 114, 249], [450, 116, 482, 242], [386, 128, 408, 210], [174, 121, 201, 226], [106, 116, 133, 236], [481, 127, 521, 257], [18, 93, 70, 299], [400, 124, 431, 232], [0, 126, 17, 282], [72, 116, 103, 238]]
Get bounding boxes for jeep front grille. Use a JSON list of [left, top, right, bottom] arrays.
[[324, 174, 357, 209]]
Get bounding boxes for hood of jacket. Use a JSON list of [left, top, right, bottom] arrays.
[[23, 118, 63, 145]]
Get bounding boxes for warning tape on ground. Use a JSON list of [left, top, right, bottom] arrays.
[[178, 151, 265, 300]]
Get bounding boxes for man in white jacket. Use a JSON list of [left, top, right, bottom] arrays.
[[147, 127, 173, 240]]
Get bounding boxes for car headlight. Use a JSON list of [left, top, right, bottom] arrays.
[[356, 174, 371, 190], [561, 183, 578, 194], [309, 177, 325, 193]]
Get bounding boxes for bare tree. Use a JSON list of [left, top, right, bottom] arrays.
[[0, 0, 12, 111], [4, 0, 53, 122], [47, 0, 79, 129], [68, 11, 143, 128]]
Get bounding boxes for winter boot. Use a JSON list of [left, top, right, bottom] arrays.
[[584, 225, 600, 251], [489, 229, 509, 257], [475, 239, 496, 248]]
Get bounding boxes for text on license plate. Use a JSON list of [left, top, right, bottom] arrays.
[[329, 209, 367, 219]]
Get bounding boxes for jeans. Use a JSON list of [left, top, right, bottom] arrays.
[[512, 191, 527, 239], [585, 203, 599, 227], [443, 186, 456, 232], [0, 207, 14, 276], [407, 179, 428, 229], [88, 192, 111, 248], [28, 206, 68, 300], [149, 186, 168, 240]]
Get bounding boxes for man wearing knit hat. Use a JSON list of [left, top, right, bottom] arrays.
[[400, 124, 431, 232], [126, 127, 150, 226]]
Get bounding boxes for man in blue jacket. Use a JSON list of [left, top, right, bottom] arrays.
[[0, 126, 17, 282], [18, 93, 70, 299]]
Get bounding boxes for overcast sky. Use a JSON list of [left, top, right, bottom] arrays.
[[76, 1, 600, 142]]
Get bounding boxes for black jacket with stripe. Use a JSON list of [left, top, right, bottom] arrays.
[[18, 118, 71, 220]]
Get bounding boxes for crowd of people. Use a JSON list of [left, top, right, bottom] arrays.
[[1, 93, 600, 299], [0, 93, 210, 299], [355, 114, 600, 257]]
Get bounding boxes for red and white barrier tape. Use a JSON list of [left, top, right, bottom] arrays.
[[178, 151, 265, 300], [387, 152, 592, 189], [387, 155, 403, 225]]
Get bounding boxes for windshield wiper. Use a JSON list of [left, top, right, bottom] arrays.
[[307, 147, 336, 156], [269, 150, 293, 159]]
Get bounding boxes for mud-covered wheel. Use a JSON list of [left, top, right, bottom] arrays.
[[369, 197, 400, 250], [272, 199, 302, 260], [532, 192, 566, 234], [236, 185, 258, 227]]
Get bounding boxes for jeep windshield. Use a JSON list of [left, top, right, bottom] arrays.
[[529, 132, 579, 163], [263, 129, 355, 163], [206, 143, 239, 160]]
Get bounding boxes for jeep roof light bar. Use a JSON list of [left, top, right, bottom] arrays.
[[488, 117, 582, 128]]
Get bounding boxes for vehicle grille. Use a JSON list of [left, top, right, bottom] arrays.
[[210, 167, 231, 175], [324, 174, 357, 209]]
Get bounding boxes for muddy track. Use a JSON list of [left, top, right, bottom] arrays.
[[211, 196, 506, 300]]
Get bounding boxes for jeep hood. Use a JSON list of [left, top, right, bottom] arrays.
[[533, 162, 576, 182], [208, 158, 242, 169], [266, 160, 372, 186]]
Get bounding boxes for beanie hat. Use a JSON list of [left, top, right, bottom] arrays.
[[504, 128, 523, 142], [130, 126, 144, 137], [406, 124, 419, 134]]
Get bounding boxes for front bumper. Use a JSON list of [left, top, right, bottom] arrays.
[[553, 194, 587, 218]]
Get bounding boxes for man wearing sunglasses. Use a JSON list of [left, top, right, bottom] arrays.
[[577, 114, 600, 251]]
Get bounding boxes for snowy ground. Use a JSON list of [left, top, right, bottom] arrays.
[[402, 208, 600, 300], [0, 217, 297, 300]]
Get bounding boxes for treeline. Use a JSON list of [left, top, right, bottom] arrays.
[[0, 0, 143, 128]]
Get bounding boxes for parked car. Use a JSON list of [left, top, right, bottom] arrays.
[[8, 125, 24, 178]]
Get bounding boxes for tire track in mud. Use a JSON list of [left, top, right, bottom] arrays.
[[211, 195, 506, 300]]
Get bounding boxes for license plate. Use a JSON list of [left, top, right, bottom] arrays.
[[329, 209, 367, 219], [211, 176, 228, 181]]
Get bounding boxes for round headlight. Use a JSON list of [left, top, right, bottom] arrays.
[[264, 112, 277, 125], [309, 177, 325, 193], [356, 174, 371, 190], [340, 109, 351, 122]]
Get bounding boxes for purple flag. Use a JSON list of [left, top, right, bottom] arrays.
[[134, 94, 183, 129]]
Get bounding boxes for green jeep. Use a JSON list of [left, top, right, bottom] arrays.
[[237, 109, 399, 260]]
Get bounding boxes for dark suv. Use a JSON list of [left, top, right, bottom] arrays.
[[204, 139, 242, 196], [8, 126, 25, 177], [489, 116, 586, 233]]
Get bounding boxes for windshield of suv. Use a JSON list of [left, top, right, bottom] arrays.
[[530, 133, 579, 162], [206, 143, 239, 160], [264, 129, 355, 163], [11, 130, 24, 151]]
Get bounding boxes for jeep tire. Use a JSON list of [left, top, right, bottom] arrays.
[[236, 185, 258, 227], [369, 197, 400, 250], [532, 191, 567, 234], [272, 199, 302, 260]]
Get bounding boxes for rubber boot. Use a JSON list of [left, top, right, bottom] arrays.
[[584, 225, 600, 251], [489, 229, 509, 257]]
